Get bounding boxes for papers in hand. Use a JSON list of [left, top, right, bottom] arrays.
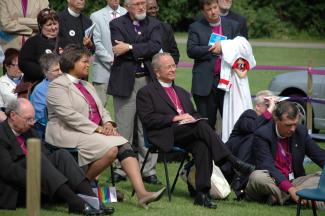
[[208, 33, 227, 46], [85, 23, 96, 38], [178, 117, 208, 125]]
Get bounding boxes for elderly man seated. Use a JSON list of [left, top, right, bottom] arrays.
[[222, 90, 277, 198], [136, 52, 254, 209], [0, 98, 113, 215], [246, 101, 325, 205]]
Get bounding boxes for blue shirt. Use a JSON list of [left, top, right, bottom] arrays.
[[30, 79, 50, 125]]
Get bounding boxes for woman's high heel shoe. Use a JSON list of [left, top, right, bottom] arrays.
[[138, 187, 166, 209]]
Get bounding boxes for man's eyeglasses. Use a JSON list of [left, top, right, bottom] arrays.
[[15, 112, 36, 125], [161, 64, 177, 70], [147, 6, 159, 12], [130, 1, 146, 7]]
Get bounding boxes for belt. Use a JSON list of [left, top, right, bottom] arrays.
[[135, 73, 147, 78]]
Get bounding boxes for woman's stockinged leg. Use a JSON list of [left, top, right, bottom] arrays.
[[85, 147, 118, 180]]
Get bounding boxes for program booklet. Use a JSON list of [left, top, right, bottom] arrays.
[[208, 33, 227, 46], [85, 23, 96, 38]]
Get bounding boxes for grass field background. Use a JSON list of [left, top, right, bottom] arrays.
[[1, 41, 325, 215]]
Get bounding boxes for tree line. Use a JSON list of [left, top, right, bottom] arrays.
[[49, 0, 325, 39]]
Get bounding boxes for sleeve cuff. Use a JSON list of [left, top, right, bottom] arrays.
[[279, 180, 293, 192], [263, 111, 272, 119]]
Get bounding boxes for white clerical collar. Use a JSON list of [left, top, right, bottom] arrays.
[[68, 7, 80, 17], [219, 11, 229, 16], [158, 80, 172, 87], [275, 123, 286, 139], [66, 74, 81, 84], [11, 128, 20, 136], [209, 19, 221, 27]]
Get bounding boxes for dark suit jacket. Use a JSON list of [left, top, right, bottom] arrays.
[[226, 109, 271, 163], [0, 121, 47, 209], [136, 81, 200, 152], [160, 21, 180, 64], [253, 121, 325, 186], [108, 13, 162, 97], [187, 17, 240, 96], [58, 8, 92, 48], [223, 10, 248, 39]]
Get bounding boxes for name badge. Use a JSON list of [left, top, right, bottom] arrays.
[[289, 172, 295, 181]]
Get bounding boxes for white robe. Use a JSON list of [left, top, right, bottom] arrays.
[[220, 36, 256, 142]]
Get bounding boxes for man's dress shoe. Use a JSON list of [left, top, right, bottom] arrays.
[[100, 203, 115, 215], [194, 193, 217, 209], [138, 187, 166, 209], [142, 175, 162, 185], [69, 203, 104, 215], [233, 160, 255, 175], [111, 172, 126, 183]]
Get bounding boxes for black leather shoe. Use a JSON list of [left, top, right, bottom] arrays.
[[142, 175, 162, 185], [69, 203, 103, 215], [100, 203, 114, 215], [194, 193, 217, 209], [111, 172, 126, 183], [233, 160, 255, 175]]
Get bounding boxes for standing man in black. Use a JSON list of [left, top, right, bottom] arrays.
[[136, 53, 254, 208], [108, 0, 162, 184], [58, 0, 94, 50], [218, 0, 248, 39], [187, 0, 240, 129], [0, 98, 113, 215], [146, 0, 180, 64]]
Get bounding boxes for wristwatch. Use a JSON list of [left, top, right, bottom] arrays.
[[128, 44, 133, 51]]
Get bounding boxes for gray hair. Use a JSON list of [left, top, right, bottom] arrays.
[[151, 52, 172, 70], [254, 90, 274, 104], [5, 99, 20, 116], [39, 53, 60, 75]]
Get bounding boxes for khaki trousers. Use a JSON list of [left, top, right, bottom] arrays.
[[113, 77, 157, 177], [245, 170, 321, 205]]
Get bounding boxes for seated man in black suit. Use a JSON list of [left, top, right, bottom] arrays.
[[246, 101, 325, 205], [223, 90, 277, 198], [136, 52, 254, 209], [0, 98, 113, 215]]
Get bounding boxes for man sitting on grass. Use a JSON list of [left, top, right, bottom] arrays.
[[246, 101, 325, 205]]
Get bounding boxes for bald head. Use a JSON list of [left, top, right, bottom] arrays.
[[7, 98, 35, 134], [146, 0, 158, 17]]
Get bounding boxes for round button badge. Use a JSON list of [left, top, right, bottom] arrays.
[[69, 30, 75, 37]]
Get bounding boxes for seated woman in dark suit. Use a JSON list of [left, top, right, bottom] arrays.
[[45, 45, 164, 209]]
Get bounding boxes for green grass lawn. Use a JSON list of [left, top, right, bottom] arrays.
[[1, 42, 325, 215]]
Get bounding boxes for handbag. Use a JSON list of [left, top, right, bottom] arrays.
[[180, 160, 231, 199]]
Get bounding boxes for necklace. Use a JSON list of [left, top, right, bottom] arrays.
[[166, 87, 182, 114]]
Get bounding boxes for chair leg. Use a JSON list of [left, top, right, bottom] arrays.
[[311, 200, 317, 216], [296, 198, 302, 216], [163, 153, 171, 202], [171, 153, 187, 194], [132, 150, 150, 197], [110, 165, 115, 187]]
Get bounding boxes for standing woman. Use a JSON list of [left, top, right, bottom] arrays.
[[17, 8, 70, 97], [0, 48, 23, 121], [46, 46, 165, 209]]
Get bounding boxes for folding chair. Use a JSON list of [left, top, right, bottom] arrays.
[[133, 130, 190, 201], [296, 165, 325, 216]]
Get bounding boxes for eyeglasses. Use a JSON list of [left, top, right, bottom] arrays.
[[15, 112, 36, 125], [10, 63, 19, 68], [161, 64, 177, 70], [147, 6, 159, 11], [130, 1, 146, 7], [40, 8, 56, 16]]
